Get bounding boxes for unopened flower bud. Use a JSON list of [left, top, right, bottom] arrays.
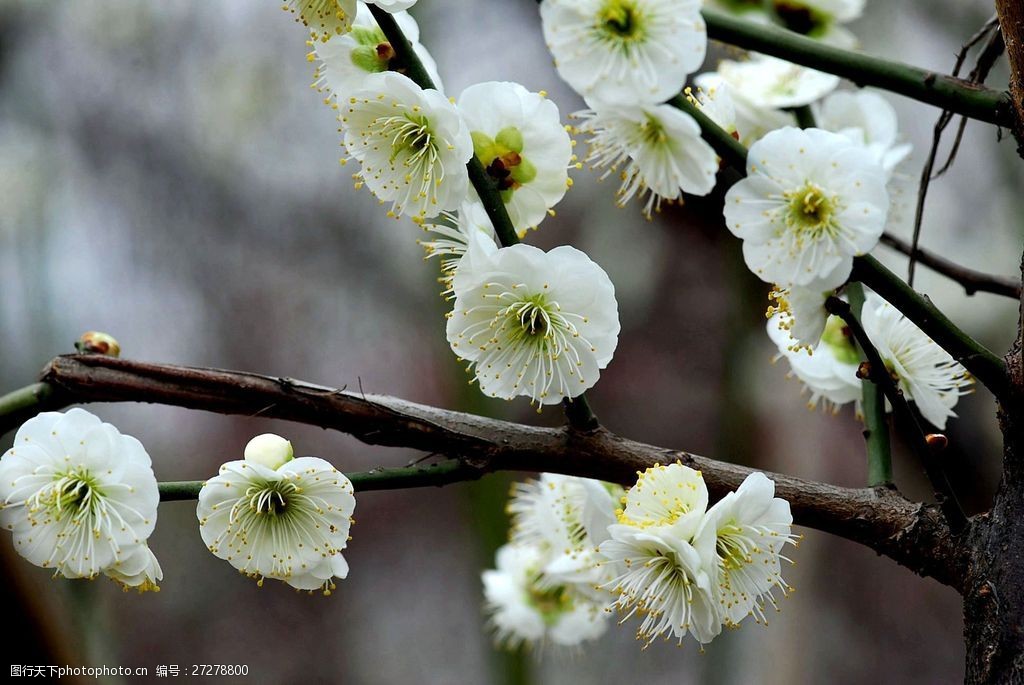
[[244, 434, 294, 470], [76, 331, 121, 357]]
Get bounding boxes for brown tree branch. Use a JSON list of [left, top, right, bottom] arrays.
[[880, 232, 1022, 299], [0, 354, 968, 590]]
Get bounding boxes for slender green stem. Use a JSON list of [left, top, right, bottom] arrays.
[[367, 4, 521, 249], [677, 97, 1009, 399], [0, 382, 56, 437], [846, 283, 893, 486], [701, 9, 1014, 127], [158, 459, 480, 502], [851, 256, 1008, 395], [791, 104, 817, 129], [826, 296, 966, 530], [0, 382, 53, 415]]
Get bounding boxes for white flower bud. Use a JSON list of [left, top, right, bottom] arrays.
[[243, 434, 294, 470]]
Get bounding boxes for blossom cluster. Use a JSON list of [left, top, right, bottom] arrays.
[[483, 465, 797, 649], [0, 415, 356, 596]]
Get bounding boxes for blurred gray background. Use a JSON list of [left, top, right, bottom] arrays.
[[1, 0, 1021, 683]]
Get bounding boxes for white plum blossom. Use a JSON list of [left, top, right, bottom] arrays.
[[767, 312, 862, 412], [688, 82, 738, 138], [573, 102, 718, 217], [724, 126, 889, 288], [0, 409, 160, 585], [458, 82, 573, 235], [365, 0, 418, 11], [713, 54, 840, 110], [341, 72, 473, 220], [483, 543, 609, 649], [285, 0, 357, 43], [311, 5, 442, 102], [446, 240, 620, 406], [817, 90, 912, 178], [197, 442, 356, 594], [598, 462, 721, 646], [540, 0, 707, 105], [770, 0, 865, 48], [861, 292, 973, 429], [694, 472, 797, 626], [507, 474, 621, 592], [420, 203, 498, 290], [766, 280, 836, 352], [105, 543, 163, 593], [694, 71, 795, 146]]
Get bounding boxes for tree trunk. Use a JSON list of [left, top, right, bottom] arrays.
[[963, 258, 1024, 683]]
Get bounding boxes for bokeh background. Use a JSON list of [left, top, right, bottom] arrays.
[[1, 1, 1021, 683]]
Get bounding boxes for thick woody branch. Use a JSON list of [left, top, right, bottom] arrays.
[[0, 354, 967, 589]]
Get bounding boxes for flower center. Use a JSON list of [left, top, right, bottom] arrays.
[[598, 0, 644, 41], [716, 522, 756, 572], [821, 314, 860, 365], [246, 481, 300, 516], [784, 182, 837, 239], [526, 576, 573, 625], [37, 468, 104, 521], [471, 127, 536, 199]]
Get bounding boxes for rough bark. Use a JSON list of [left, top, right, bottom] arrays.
[[997, 0, 1024, 154], [10, 354, 966, 589]]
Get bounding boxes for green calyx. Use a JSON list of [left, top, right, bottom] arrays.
[[822, 315, 860, 365], [472, 127, 536, 198]]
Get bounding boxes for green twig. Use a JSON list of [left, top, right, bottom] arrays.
[[826, 296, 966, 530], [667, 94, 748, 170], [158, 459, 481, 502], [701, 9, 1013, 128], [0, 383, 56, 437], [791, 104, 817, 129], [846, 284, 893, 487], [851, 256, 1008, 396]]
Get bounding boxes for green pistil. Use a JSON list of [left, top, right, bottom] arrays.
[[472, 127, 536, 196], [784, 182, 837, 239], [246, 481, 299, 516], [821, 315, 860, 365], [598, 0, 643, 40], [526, 579, 573, 625], [48, 469, 103, 518]]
